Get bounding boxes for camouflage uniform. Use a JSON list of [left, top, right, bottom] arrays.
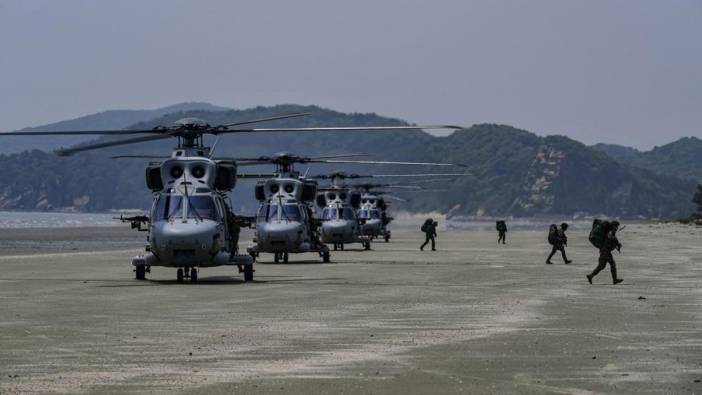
[[497, 221, 507, 244], [420, 221, 437, 251], [588, 225, 622, 284], [546, 224, 572, 264]]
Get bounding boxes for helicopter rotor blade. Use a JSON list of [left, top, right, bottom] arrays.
[[366, 173, 472, 178], [315, 159, 466, 167], [111, 154, 171, 159], [214, 125, 462, 134], [308, 153, 369, 160], [55, 134, 174, 156], [221, 112, 311, 127], [0, 128, 167, 136], [237, 173, 279, 179]]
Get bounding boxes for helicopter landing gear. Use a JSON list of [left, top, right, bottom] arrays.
[[274, 253, 280, 263], [384, 234, 390, 242], [283, 252, 289, 263], [190, 267, 198, 283], [322, 250, 330, 263], [333, 244, 338, 251], [135, 265, 146, 280], [364, 241, 371, 250], [243, 265, 254, 282], [177, 268, 184, 283]]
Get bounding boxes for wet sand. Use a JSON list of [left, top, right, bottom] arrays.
[[1, 225, 701, 394]]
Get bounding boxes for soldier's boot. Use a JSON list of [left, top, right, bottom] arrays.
[[610, 263, 622, 284], [586, 274, 593, 284]]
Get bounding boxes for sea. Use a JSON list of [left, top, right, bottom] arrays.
[[0, 211, 122, 229]]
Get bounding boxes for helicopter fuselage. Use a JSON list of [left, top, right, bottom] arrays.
[[133, 154, 247, 270], [358, 193, 390, 240], [247, 176, 329, 261]]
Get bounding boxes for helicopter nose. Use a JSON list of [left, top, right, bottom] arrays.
[[260, 222, 304, 251], [322, 220, 355, 241], [154, 221, 219, 260]]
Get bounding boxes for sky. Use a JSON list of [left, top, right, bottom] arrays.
[[0, 0, 700, 150]]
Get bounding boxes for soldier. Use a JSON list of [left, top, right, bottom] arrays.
[[587, 221, 623, 285], [223, 202, 243, 272], [420, 218, 438, 251], [546, 222, 572, 264], [496, 220, 507, 244]]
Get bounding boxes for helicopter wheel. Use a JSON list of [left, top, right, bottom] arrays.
[[283, 252, 289, 263], [340, 243, 344, 251], [135, 265, 146, 280], [364, 241, 371, 250], [384, 235, 390, 242], [322, 251, 330, 263], [333, 244, 338, 251], [176, 268, 184, 283], [190, 267, 198, 283], [244, 265, 254, 282], [274, 253, 280, 263]]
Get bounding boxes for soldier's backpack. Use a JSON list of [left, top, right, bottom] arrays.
[[496, 220, 506, 232], [547, 224, 559, 245], [588, 219, 610, 249], [420, 221, 429, 232]]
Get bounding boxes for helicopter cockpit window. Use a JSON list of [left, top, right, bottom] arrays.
[[359, 209, 370, 219], [283, 184, 294, 194], [281, 204, 302, 222], [258, 204, 279, 221], [341, 208, 355, 220], [187, 196, 218, 220], [257, 204, 269, 220], [369, 210, 380, 219], [154, 195, 183, 221], [322, 207, 337, 221]]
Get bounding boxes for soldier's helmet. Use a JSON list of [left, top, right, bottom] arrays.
[[561, 222, 568, 230], [611, 220, 620, 229]]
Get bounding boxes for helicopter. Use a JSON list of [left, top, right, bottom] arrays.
[[236, 153, 461, 263], [352, 177, 469, 242], [353, 183, 417, 242], [311, 171, 466, 250], [1, 113, 460, 282]]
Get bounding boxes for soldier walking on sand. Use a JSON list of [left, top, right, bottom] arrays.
[[546, 223, 572, 264], [496, 220, 507, 244], [420, 218, 438, 251], [587, 221, 624, 285]]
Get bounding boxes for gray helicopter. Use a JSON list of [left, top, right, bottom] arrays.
[[241, 153, 457, 262], [1, 114, 460, 282], [353, 177, 467, 242], [354, 184, 412, 242], [312, 171, 465, 250]]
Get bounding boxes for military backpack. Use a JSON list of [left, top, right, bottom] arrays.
[[547, 224, 559, 245], [588, 219, 610, 249]]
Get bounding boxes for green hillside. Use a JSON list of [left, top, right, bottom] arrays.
[[0, 105, 695, 219]]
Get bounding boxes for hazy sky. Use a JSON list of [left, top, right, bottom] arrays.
[[0, 0, 700, 149]]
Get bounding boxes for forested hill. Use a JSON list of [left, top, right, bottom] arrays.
[[0, 102, 230, 155], [593, 138, 702, 183], [0, 105, 695, 219]]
